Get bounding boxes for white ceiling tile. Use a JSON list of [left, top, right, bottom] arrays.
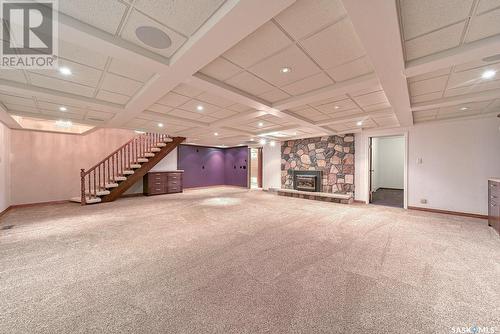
[[225, 71, 275, 96], [197, 115, 218, 123], [405, 22, 465, 61], [274, 0, 346, 40], [37, 101, 86, 114], [199, 57, 243, 81], [315, 98, 358, 113], [248, 45, 322, 87], [399, 0, 473, 40], [196, 92, 235, 108], [29, 60, 102, 88], [147, 104, 173, 114], [179, 99, 220, 114], [168, 108, 203, 120], [280, 72, 333, 96], [59, 40, 108, 70], [350, 84, 383, 97], [0, 69, 27, 84], [0, 93, 34, 107], [29, 73, 95, 97], [156, 92, 191, 107], [108, 58, 155, 82], [85, 110, 115, 121], [211, 109, 238, 119], [293, 108, 331, 122], [133, 0, 225, 36], [126, 118, 149, 128], [59, 0, 127, 34], [172, 83, 204, 97], [372, 114, 399, 127], [362, 102, 391, 112], [447, 62, 500, 89], [410, 91, 443, 103], [258, 89, 291, 103], [227, 103, 253, 112], [40, 110, 85, 120], [409, 75, 448, 96], [121, 9, 187, 58], [301, 19, 365, 69], [101, 73, 143, 96], [476, 0, 500, 13], [466, 8, 500, 42], [444, 79, 500, 96], [96, 90, 130, 104], [4, 103, 39, 114], [223, 21, 292, 68], [407, 67, 452, 83], [326, 56, 373, 82], [308, 95, 349, 107], [353, 91, 388, 107], [454, 59, 500, 73]]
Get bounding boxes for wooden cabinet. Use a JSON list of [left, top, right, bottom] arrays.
[[488, 179, 500, 235], [144, 171, 183, 196]]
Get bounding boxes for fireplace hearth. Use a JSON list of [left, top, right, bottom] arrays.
[[293, 170, 322, 192]]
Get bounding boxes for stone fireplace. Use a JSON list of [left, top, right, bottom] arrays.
[[293, 170, 322, 192]]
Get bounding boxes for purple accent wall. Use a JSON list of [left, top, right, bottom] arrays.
[[178, 145, 248, 188]]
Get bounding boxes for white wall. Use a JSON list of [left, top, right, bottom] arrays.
[[0, 122, 11, 212], [356, 116, 500, 215], [262, 143, 281, 190], [372, 136, 405, 190]]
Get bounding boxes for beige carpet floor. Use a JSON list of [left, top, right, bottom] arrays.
[[0, 187, 499, 334]]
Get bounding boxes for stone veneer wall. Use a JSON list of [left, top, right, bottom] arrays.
[[281, 135, 355, 194]]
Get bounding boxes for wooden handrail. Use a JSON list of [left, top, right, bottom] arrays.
[[79, 132, 171, 204]]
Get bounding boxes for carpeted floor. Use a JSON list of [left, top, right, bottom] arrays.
[[0, 187, 499, 334]]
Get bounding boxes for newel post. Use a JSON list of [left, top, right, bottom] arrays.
[[80, 169, 86, 206]]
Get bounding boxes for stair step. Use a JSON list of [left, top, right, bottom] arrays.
[[86, 190, 110, 196], [163, 138, 173, 143], [136, 158, 148, 163], [151, 148, 161, 152], [70, 196, 102, 204], [130, 164, 141, 169], [143, 152, 155, 158], [113, 176, 127, 182], [122, 170, 134, 175], [156, 143, 167, 147], [105, 183, 119, 188]]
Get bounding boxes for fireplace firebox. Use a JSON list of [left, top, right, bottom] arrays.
[[292, 170, 322, 192]]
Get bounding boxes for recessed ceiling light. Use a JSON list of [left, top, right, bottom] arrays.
[[196, 105, 204, 111], [59, 67, 72, 76], [356, 121, 363, 126], [250, 138, 254, 141], [135, 26, 172, 49], [59, 106, 67, 112], [158, 123, 163, 127], [55, 120, 72, 128], [460, 107, 469, 111], [258, 122, 263, 127], [280, 67, 291, 73], [270, 140, 276, 147], [214, 132, 218, 136], [481, 70, 496, 79], [259, 139, 266, 145], [334, 105, 340, 109]]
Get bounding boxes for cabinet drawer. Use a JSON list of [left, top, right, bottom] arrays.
[[167, 173, 182, 180], [167, 186, 182, 193]]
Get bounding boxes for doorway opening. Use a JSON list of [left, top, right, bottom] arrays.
[[369, 135, 405, 208], [249, 147, 262, 189]]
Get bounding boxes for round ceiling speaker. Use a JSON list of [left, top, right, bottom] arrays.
[[135, 26, 171, 49]]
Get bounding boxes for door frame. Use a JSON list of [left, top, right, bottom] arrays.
[[364, 131, 408, 209]]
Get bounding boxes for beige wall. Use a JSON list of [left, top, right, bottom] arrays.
[[10, 128, 136, 205], [0, 122, 11, 212]]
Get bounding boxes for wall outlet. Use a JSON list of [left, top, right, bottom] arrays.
[[420, 199, 427, 204], [417, 157, 423, 164]]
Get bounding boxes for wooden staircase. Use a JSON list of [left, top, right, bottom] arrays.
[[72, 133, 185, 205]]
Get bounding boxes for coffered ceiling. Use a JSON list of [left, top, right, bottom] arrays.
[[0, 0, 499, 146]]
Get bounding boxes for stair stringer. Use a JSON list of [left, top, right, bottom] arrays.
[[100, 137, 185, 203]]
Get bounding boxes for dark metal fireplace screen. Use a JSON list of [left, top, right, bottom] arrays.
[[293, 170, 322, 192]]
